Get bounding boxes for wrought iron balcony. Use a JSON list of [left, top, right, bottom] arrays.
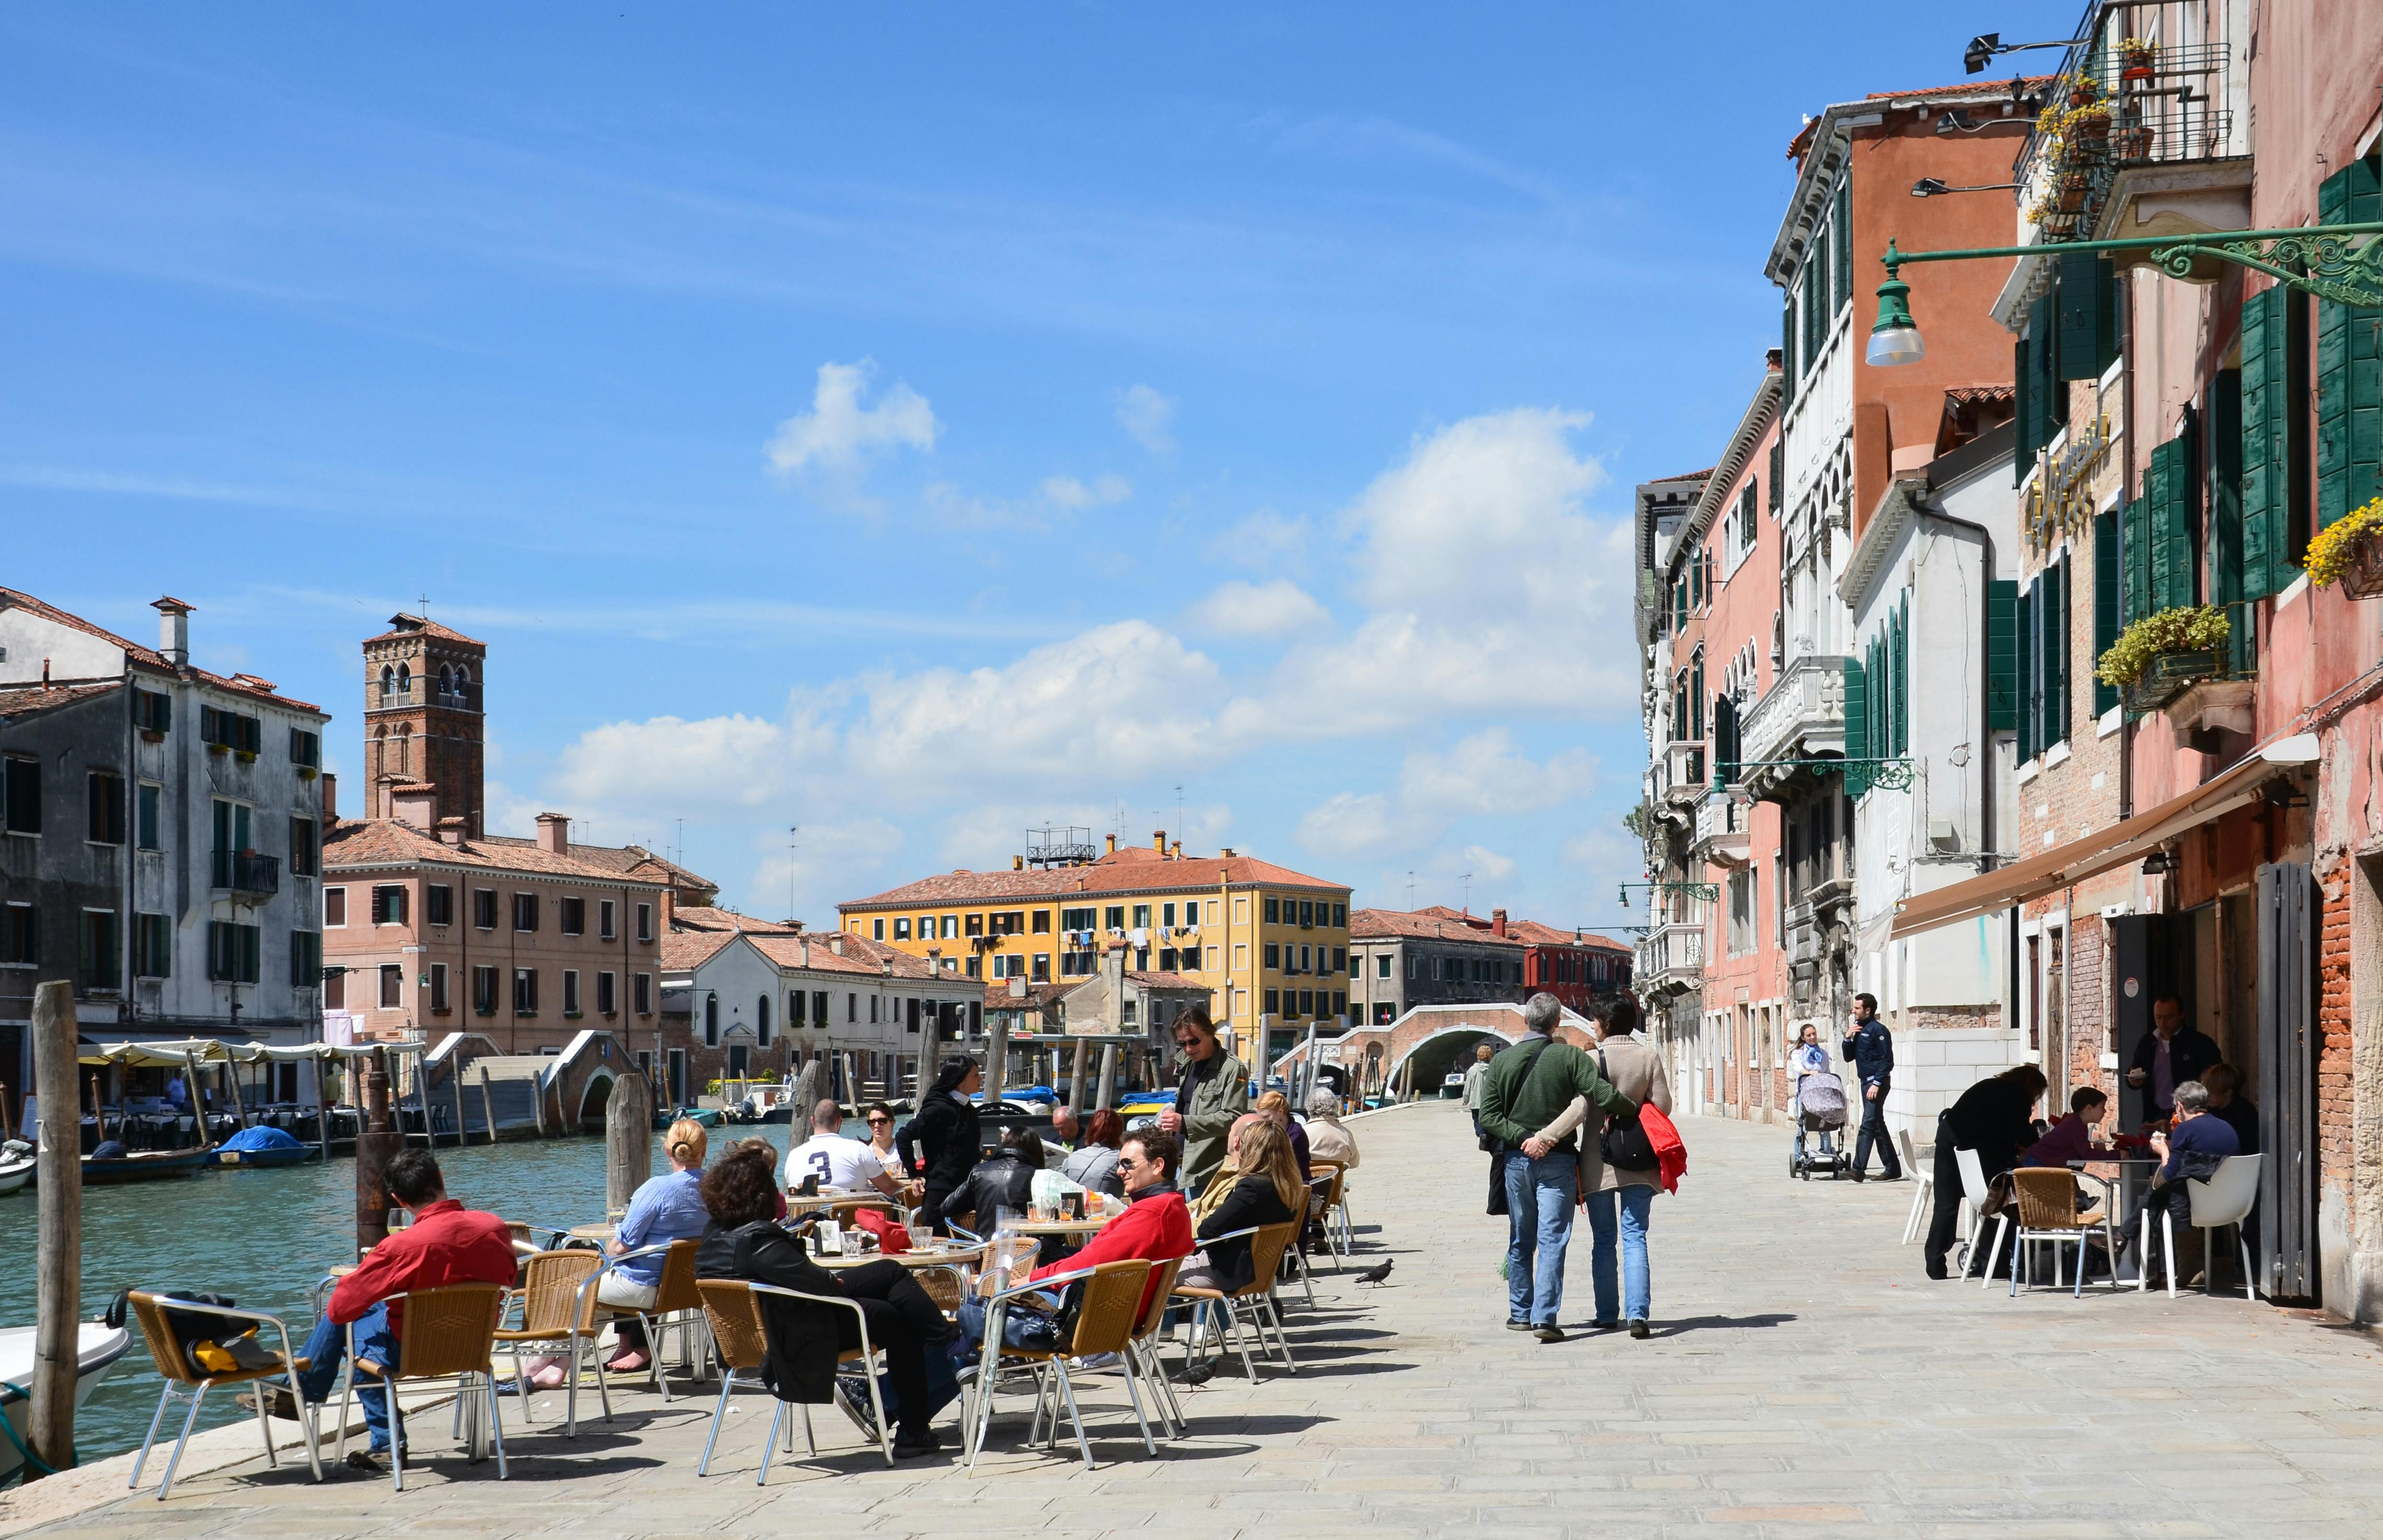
[[1636, 922, 1706, 996], [212, 849, 281, 897], [1740, 654, 1849, 796]]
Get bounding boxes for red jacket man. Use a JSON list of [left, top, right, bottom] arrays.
[[1027, 1129, 1194, 1317]]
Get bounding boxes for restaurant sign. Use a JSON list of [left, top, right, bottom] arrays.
[[2025, 414, 2111, 550]]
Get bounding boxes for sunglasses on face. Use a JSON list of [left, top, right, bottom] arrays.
[[866, 1116, 892, 1127]]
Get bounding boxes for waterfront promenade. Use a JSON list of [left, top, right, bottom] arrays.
[[10, 1101, 2383, 1539]]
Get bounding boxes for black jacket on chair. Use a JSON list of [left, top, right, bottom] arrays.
[[935, 1151, 1038, 1231], [693, 1220, 847, 1404]]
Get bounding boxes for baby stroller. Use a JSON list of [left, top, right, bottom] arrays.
[[1790, 1071, 1852, 1179]]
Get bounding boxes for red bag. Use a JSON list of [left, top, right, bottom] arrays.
[[1640, 1103, 1688, 1195], [850, 1206, 911, 1255]]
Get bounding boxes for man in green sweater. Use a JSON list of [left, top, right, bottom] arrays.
[[1476, 993, 1636, 1341], [1159, 1006, 1248, 1196]]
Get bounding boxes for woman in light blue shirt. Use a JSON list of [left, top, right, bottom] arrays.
[[601, 1118, 713, 1373]]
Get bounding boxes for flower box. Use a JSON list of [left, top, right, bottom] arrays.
[[2124, 649, 2219, 712], [2341, 529, 2383, 598]]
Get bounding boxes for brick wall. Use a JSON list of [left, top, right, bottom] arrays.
[[2320, 859, 2354, 1194]]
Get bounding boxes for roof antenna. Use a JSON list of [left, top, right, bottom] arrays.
[[1460, 872, 1473, 916], [788, 825, 800, 922], [1405, 871, 1416, 908]]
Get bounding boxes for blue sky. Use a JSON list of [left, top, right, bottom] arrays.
[[2, 2, 2076, 931]]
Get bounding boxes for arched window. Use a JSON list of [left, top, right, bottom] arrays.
[[756, 992, 771, 1047], [379, 664, 395, 704], [395, 663, 411, 701], [455, 665, 470, 698], [704, 991, 720, 1047], [438, 664, 454, 700]]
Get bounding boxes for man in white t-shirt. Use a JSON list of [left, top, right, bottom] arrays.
[[784, 1098, 903, 1197]]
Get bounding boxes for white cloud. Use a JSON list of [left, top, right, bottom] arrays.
[[765, 360, 939, 476], [1208, 510, 1310, 572], [1114, 385, 1176, 454], [1185, 578, 1330, 639], [1398, 729, 1598, 818], [748, 818, 908, 924], [1297, 792, 1398, 860], [1039, 473, 1131, 511], [1455, 844, 1517, 883]]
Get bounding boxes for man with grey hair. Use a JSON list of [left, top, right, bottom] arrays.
[[1477, 993, 1636, 1342], [2133, 1078, 2241, 1288], [1304, 1086, 1360, 1168]]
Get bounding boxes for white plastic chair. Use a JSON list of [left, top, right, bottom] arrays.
[[2141, 1153, 2261, 1299], [1898, 1129, 1942, 1244], [1954, 1149, 2003, 1287]]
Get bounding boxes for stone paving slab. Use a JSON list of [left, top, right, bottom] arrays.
[[10, 1101, 2383, 1537]]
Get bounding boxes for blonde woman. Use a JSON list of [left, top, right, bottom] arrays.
[[599, 1117, 713, 1373], [1178, 1119, 1303, 1293], [1253, 1087, 1313, 1180], [1192, 1112, 1268, 1226]]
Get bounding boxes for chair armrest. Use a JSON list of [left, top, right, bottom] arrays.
[[1194, 1224, 1264, 1245], [148, 1297, 306, 1371], [572, 1245, 675, 1307]]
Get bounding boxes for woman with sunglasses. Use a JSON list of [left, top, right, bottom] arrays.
[[861, 1102, 903, 1180]]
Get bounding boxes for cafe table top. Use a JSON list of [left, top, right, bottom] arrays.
[[814, 1242, 987, 1270], [1006, 1214, 1114, 1237]]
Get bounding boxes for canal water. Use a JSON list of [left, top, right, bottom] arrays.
[[0, 1125, 827, 1469]]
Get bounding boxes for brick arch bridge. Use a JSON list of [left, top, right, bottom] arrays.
[[1272, 1002, 1598, 1098]]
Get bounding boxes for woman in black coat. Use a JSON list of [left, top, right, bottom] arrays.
[[692, 1146, 952, 1457], [1923, 1063, 2049, 1280], [897, 1056, 982, 1235], [1178, 1121, 1304, 1293]]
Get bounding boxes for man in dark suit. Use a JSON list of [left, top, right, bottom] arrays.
[[1841, 993, 1900, 1181], [2127, 995, 2220, 1128]]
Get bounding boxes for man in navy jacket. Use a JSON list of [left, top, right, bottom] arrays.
[[1840, 993, 1901, 1181]]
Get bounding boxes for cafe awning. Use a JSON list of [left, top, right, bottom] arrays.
[[78, 1037, 427, 1069], [1889, 733, 2319, 940]]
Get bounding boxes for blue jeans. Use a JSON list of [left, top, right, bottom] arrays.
[[1502, 1150, 1577, 1327], [296, 1301, 399, 1452], [1583, 1185, 1655, 1325]]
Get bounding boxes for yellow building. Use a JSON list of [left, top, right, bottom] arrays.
[[837, 831, 1352, 1068]]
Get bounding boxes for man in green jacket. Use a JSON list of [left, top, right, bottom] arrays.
[[1159, 1006, 1248, 1196], [1477, 993, 1636, 1341]]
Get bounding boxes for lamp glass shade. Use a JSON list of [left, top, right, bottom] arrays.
[[1866, 326, 1926, 366]]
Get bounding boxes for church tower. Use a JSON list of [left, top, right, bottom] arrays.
[[361, 613, 487, 836]]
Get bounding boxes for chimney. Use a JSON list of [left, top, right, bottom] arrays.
[[320, 772, 338, 823], [152, 597, 192, 669], [390, 783, 437, 831], [1105, 833, 1118, 855], [1492, 908, 1509, 938], [1106, 941, 1126, 997], [660, 889, 677, 933], [1013, 855, 1024, 871], [1169, 840, 1182, 860], [436, 815, 467, 847], [1008, 976, 1026, 998], [535, 812, 570, 855], [1152, 829, 1166, 852], [830, 935, 845, 957], [800, 937, 812, 967], [1220, 846, 1235, 858], [40, 658, 50, 690]]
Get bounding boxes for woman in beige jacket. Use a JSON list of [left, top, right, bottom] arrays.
[[1531, 996, 1671, 1336]]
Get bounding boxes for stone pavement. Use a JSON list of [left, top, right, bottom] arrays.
[[11, 1100, 2383, 1539]]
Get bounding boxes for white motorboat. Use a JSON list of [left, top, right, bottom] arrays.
[[0, 1321, 134, 1480], [0, 1145, 31, 1196]]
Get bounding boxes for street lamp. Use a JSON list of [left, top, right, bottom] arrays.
[[1865, 256, 1925, 367], [1911, 177, 2019, 198]]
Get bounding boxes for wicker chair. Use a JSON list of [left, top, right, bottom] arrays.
[[692, 1279, 792, 1485], [1310, 1161, 1351, 1267], [124, 1292, 322, 1501], [2006, 1167, 2118, 1298], [1171, 1220, 1301, 1382], [628, 1238, 708, 1399], [963, 1258, 1156, 1472], [490, 1249, 604, 1422], [1124, 1255, 1187, 1439], [348, 1282, 510, 1492]]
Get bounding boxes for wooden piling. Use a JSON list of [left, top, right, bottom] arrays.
[[354, 1047, 401, 1258], [451, 1063, 469, 1149], [29, 979, 82, 1478], [984, 1018, 1010, 1105], [1094, 1044, 1118, 1112], [182, 1051, 213, 1151], [1066, 1040, 1089, 1119], [478, 1063, 499, 1145], [605, 1070, 653, 1216]]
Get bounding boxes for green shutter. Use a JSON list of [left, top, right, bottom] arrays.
[[2092, 512, 2120, 716], [1832, 178, 1852, 311], [2317, 156, 2383, 530], [2057, 252, 2115, 380], [1783, 295, 1796, 402], [1896, 597, 1911, 756], [1842, 657, 1866, 771], [2122, 494, 2150, 624], [2017, 583, 2035, 761], [1987, 578, 2018, 730], [2029, 293, 2061, 449], [2210, 369, 2244, 609], [2053, 553, 2072, 747], [2147, 433, 2199, 612], [2014, 337, 2034, 479], [2240, 285, 2287, 599]]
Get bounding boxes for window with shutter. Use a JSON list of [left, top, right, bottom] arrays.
[[2209, 367, 2245, 612], [1782, 295, 1796, 402], [2028, 293, 2063, 452], [1893, 597, 1910, 755], [1803, 263, 1821, 369], [1768, 440, 1784, 513], [2148, 429, 2199, 611], [2316, 155, 2383, 530], [1842, 658, 1866, 775], [2239, 283, 2307, 598], [2014, 337, 2034, 478], [2122, 494, 2150, 625], [1832, 178, 1852, 311], [2093, 512, 2120, 716], [1987, 578, 2018, 730], [2057, 251, 2116, 381], [2052, 553, 2072, 748], [2017, 583, 2035, 763]]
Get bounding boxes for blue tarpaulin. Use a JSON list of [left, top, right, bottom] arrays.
[[216, 1125, 304, 1153]]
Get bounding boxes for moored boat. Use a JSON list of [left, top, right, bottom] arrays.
[[82, 1148, 207, 1183], [0, 1320, 134, 1481], [0, 1140, 32, 1196], [205, 1125, 314, 1167]]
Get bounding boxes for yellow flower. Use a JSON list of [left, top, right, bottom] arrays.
[[2305, 496, 2383, 588]]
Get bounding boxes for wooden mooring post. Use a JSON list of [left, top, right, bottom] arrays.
[[29, 980, 83, 1478], [606, 1070, 653, 1217], [355, 1047, 401, 1258]]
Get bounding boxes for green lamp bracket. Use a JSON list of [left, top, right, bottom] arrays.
[[1729, 756, 1916, 796], [1882, 221, 2383, 310], [1617, 880, 1722, 907]]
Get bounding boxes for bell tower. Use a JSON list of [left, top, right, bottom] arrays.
[[361, 613, 487, 837]]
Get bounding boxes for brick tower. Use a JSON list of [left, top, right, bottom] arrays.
[[362, 613, 486, 836]]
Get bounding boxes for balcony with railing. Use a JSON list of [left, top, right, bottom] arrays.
[[212, 849, 281, 897], [1636, 922, 1706, 996], [1691, 788, 1752, 868], [1739, 654, 1848, 798]]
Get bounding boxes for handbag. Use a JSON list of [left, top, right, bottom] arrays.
[[1596, 1049, 1657, 1171]]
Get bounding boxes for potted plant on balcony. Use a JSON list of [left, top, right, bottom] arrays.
[[2114, 115, 2156, 161], [2067, 75, 2101, 109], [2118, 38, 2158, 81], [2064, 102, 2110, 143], [2096, 605, 2232, 711], [2303, 495, 2383, 599]]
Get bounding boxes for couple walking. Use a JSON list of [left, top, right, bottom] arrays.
[[1476, 992, 1670, 1342]]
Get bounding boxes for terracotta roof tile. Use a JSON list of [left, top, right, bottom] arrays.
[[0, 681, 124, 723], [362, 612, 487, 647], [1350, 906, 1629, 955], [661, 930, 739, 971], [745, 932, 952, 981], [321, 817, 675, 885], [843, 850, 1346, 912], [0, 587, 323, 714], [670, 906, 800, 935], [474, 836, 717, 895]]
